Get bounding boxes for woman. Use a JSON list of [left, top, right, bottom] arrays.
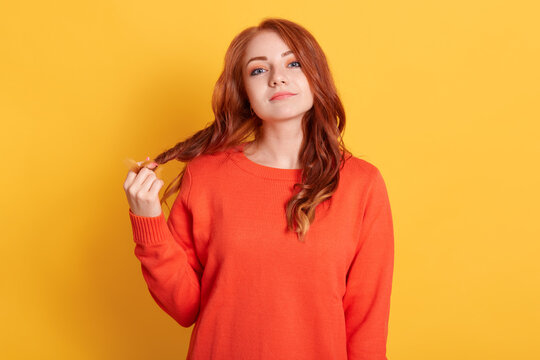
[[123, 17, 394, 360]]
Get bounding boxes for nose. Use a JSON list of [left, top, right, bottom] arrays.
[[269, 68, 287, 86]]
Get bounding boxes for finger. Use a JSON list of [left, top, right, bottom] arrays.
[[130, 167, 155, 191], [139, 169, 157, 192], [129, 160, 156, 176], [144, 162, 158, 170], [123, 170, 138, 190], [139, 160, 158, 170], [149, 178, 164, 198]]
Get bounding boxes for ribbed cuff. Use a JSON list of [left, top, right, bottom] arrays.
[[128, 209, 172, 245]]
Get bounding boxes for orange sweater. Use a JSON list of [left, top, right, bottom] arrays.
[[128, 143, 394, 359]]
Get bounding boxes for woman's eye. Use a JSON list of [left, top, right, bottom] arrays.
[[250, 61, 301, 76], [250, 68, 265, 76]]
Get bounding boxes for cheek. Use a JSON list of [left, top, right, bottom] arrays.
[[301, 81, 314, 100], [243, 82, 257, 101], [244, 79, 261, 94], [296, 75, 311, 93]]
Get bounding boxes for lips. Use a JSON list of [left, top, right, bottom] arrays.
[[270, 91, 296, 101]]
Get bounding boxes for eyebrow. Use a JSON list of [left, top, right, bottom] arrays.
[[245, 50, 294, 67]]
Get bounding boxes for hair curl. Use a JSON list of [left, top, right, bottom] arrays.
[[151, 17, 352, 242]]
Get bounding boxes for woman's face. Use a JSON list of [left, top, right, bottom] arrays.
[[242, 30, 314, 123]]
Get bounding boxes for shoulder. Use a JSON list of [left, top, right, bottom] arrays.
[[337, 153, 392, 216], [183, 145, 239, 185], [185, 148, 231, 174], [177, 148, 232, 207], [337, 152, 391, 204], [341, 153, 381, 182]]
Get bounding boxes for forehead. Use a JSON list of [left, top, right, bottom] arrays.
[[244, 31, 290, 57]]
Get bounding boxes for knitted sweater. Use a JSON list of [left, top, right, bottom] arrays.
[[128, 142, 394, 360]]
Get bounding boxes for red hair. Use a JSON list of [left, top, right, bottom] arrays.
[[151, 17, 352, 242]]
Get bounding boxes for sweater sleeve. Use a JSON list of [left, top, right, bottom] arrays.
[[128, 164, 201, 327], [343, 167, 395, 360]]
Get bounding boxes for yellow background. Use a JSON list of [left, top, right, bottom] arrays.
[[2, 0, 539, 359]]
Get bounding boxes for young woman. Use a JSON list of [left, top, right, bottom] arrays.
[[123, 17, 394, 360]]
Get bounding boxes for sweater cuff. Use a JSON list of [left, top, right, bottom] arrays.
[[128, 209, 172, 245]]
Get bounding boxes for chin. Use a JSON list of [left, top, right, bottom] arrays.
[[263, 114, 306, 122]]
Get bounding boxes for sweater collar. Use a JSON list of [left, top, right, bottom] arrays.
[[228, 142, 303, 181]]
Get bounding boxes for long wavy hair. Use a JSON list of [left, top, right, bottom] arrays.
[[150, 17, 352, 242]]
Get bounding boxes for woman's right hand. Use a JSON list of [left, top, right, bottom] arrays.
[[123, 160, 164, 217]]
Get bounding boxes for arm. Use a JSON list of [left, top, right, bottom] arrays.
[[343, 167, 395, 359], [128, 164, 201, 327]]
